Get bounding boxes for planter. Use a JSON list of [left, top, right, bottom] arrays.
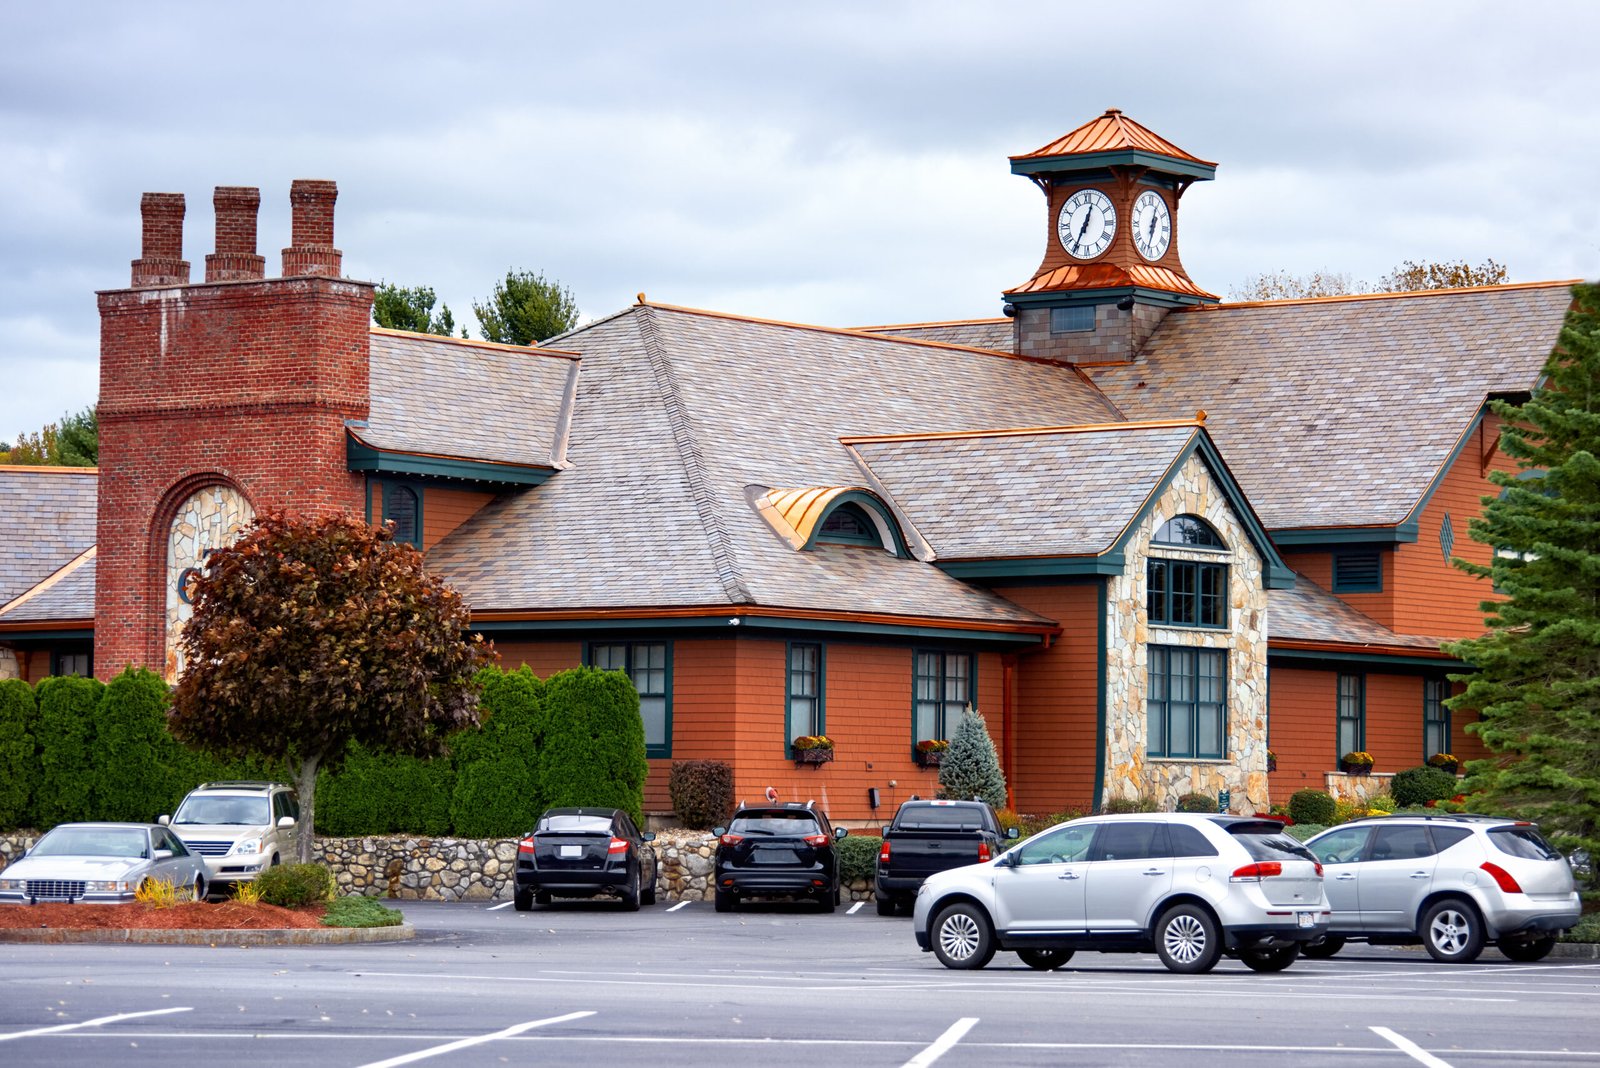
[[1266, 755, 1277, 773], [1340, 761, 1374, 775], [914, 750, 944, 768], [792, 747, 834, 766], [1431, 762, 1459, 776]]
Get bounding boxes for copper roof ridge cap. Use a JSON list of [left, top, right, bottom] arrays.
[[0, 464, 100, 475], [852, 316, 1011, 331], [369, 326, 581, 360], [1218, 278, 1583, 311], [842, 416, 1200, 446]]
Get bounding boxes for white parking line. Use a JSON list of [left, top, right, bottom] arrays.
[[1372, 1026, 1454, 1068], [487, 901, 513, 911], [902, 1017, 978, 1067], [0, 1006, 192, 1042], [847, 901, 864, 915], [667, 900, 690, 912], [355, 1011, 596, 1068]]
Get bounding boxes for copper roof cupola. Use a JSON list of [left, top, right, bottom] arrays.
[[1004, 109, 1217, 365]]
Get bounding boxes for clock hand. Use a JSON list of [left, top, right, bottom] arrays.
[[1077, 209, 1093, 241]]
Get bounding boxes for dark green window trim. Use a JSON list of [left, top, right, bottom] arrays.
[[785, 642, 825, 746], [1147, 559, 1228, 628], [1153, 515, 1224, 549], [1337, 672, 1365, 760], [913, 649, 974, 750], [815, 504, 881, 547], [586, 640, 673, 759], [1332, 549, 1382, 593], [50, 649, 92, 678], [1423, 677, 1451, 761], [1146, 645, 1226, 759], [383, 482, 422, 547]]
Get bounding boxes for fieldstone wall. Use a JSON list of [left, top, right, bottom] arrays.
[[1324, 772, 1396, 806]]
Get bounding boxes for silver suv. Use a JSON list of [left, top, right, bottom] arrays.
[[1304, 814, 1581, 963], [913, 813, 1329, 974], [159, 782, 301, 891]]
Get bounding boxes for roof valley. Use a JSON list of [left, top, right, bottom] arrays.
[[635, 307, 752, 604]]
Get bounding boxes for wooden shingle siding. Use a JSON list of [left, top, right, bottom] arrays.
[[422, 488, 495, 550], [1266, 667, 1336, 790]]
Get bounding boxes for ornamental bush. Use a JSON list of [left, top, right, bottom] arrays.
[[1390, 765, 1461, 808], [1175, 792, 1217, 813], [33, 674, 104, 828], [254, 862, 335, 907], [538, 666, 648, 827], [668, 760, 734, 830], [836, 833, 881, 883], [1101, 795, 1159, 814], [93, 666, 183, 822], [0, 678, 36, 828], [1288, 789, 1337, 826], [449, 666, 545, 838], [937, 707, 1007, 809], [319, 743, 454, 837]]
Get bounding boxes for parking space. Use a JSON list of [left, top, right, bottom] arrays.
[[1, 900, 1597, 1066]]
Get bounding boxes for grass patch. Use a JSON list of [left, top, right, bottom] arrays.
[[321, 895, 404, 928]]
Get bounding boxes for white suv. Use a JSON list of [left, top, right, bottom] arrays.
[[160, 782, 300, 891], [913, 813, 1330, 974]]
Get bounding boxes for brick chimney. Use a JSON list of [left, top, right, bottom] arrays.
[[205, 186, 266, 282], [281, 179, 342, 277], [130, 193, 190, 287]]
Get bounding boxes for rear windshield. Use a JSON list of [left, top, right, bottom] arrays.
[[896, 806, 985, 831], [1230, 827, 1319, 864], [1488, 826, 1561, 861], [539, 814, 614, 834], [730, 812, 821, 836]]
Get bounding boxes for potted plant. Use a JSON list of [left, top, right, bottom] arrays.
[[1266, 749, 1277, 773], [1428, 752, 1459, 776], [1340, 751, 1375, 775], [914, 738, 949, 767], [790, 735, 835, 765]]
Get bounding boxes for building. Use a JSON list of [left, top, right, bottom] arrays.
[[0, 111, 1574, 822]]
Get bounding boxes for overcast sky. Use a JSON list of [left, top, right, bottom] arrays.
[[3, 1, 1598, 443]]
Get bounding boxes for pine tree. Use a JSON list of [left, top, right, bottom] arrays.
[[473, 269, 579, 345], [1447, 282, 1600, 889], [937, 706, 1008, 809]]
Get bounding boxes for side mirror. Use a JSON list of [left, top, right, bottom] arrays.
[[157, 815, 171, 826], [835, 826, 849, 840], [153, 848, 173, 860], [880, 826, 890, 838], [277, 816, 295, 829], [642, 832, 656, 843], [711, 826, 726, 837], [1006, 827, 1020, 839]]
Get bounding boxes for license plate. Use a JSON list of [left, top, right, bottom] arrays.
[[1297, 912, 1315, 928], [560, 845, 582, 858]]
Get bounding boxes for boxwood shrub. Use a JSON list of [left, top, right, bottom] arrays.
[[254, 863, 335, 907], [836, 834, 881, 883], [1390, 765, 1460, 808], [1288, 789, 1337, 826], [1175, 792, 1217, 813]]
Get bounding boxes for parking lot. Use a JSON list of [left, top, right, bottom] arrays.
[[2, 899, 1598, 1067]]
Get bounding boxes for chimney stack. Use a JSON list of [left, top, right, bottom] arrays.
[[205, 186, 266, 282], [281, 179, 342, 277], [130, 193, 190, 287]]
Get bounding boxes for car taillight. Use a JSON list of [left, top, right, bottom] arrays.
[[608, 837, 629, 854], [1229, 862, 1283, 882], [878, 840, 891, 864], [1314, 861, 1324, 878], [803, 833, 829, 847], [719, 834, 744, 847], [1481, 861, 1523, 893], [977, 842, 992, 862], [517, 838, 535, 854]]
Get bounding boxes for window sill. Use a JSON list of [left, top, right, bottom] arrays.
[[1146, 756, 1230, 764]]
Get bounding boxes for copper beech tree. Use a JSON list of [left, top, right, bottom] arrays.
[[169, 511, 495, 861]]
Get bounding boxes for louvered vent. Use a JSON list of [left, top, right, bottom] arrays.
[[1333, 550, 1382, 592]]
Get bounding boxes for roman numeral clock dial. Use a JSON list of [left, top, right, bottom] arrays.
[[1132, 189, 1172, 260], [1056, 188, 1116, 260]]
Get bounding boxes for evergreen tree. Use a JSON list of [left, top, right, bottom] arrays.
[[1447, 282, 1600, 888], [538, 666, 648, 827], [472, 269, 579, 345], [93, 666, 184, 822], [449, 665, 546, 838], [0, 678, 37, 828], [937, 706, 1008, 809], [33, 674, 104, 827], [372, 283, 461, 338]]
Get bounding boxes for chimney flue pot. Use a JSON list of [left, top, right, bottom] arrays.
[[131, 192, 189, 287], [206, 186, 266, 282], [282, 179, 341, 277]]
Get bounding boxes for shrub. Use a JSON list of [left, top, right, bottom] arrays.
[[1561, 913, 1600, 944], [1288, 789, 1336, 826], [319, 743, 453, 837], [1101, 796, 1159, 814], [937, 707, 1007, 809], [538, 666, 648, 828], [0, 678, 36, 829], [1286, 823, 1327, 842], [1175, 792, 1217, 813], [254, 863, 335, 907], [1391, 765, 1460, 808], [1017, 810, 1085, 838], [93, 667, 181, 823], [1365, 793, 1397, 814], [668, 760, 733, 830], [33, 674, 104, 828], [1333, 798, 1365, 824], [322, 895, 404, 928], [836, 834, 881, 883], [450, 666, 545, 838]]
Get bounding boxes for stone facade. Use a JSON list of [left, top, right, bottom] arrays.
[[1103, 452, 1271, 813], [1324, 772, 1396, 806], [164, 484, 253, 679]]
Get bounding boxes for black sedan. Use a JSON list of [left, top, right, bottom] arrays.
[[513, 808, 658, 911]]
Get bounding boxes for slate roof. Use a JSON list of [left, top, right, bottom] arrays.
[[855, 319, 1013, 351], [1270, 573, 1455, 653], [0, 466, 97, 608], [1086, 283, 1573, 532], [426, 304, 1121, 625], [0, 552, 94, 623], [847, 423, 1200, 561], [354, 329, 579, 469]]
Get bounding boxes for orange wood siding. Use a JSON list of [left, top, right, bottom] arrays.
[[993, 582, 1100, 815], [489, 640, 581, 678], [1279, 549, 1395, 627], [1267, 666, 1335, 792], [422, 488, 496, 550]]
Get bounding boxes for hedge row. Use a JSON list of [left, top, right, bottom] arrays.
[[0, 663, 648, 837]]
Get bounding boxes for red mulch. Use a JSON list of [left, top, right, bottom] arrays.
[[0, 901, 325, 930]]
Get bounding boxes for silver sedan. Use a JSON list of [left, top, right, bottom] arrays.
[[0, 822, 209, 904]]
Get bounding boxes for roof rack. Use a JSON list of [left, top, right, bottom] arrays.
[[1342, 812, 1506, 824], [195, 781, 283, 791]]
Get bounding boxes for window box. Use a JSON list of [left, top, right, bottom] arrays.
[[914, 750, 943, 768], [1340, 751, 1375, 775], [792, 747, 834, 766], [791, 735, 834, 766]]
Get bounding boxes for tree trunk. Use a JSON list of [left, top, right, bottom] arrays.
[[293, 751, 321, 864]]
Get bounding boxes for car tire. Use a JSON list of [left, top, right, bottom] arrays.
[[817, 889, 836, 913], [191, 875, 206, 902], [641, 872, 657, 907], [1498, 933, 1556, 962], [1422, 899, 1485, 963], [876, 894, 896, 917], [1301, 936, 1346, 959], [714, 888, 736, 913], [534, 889, 552, 906], [513, 887, 533, 912], [1017, 947, 1075, 970], [621, 868, 641, 912], [1154, 903, 1222, 974], [1239, 944, 1300, 973], [930, 902, 996, 970]]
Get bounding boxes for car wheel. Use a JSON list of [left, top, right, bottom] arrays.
[[876, 894, 896, 917], [1239, 944, 1300, 973], [817, 888, 836, 913], [1423, 899, 1485, 963], [930, 902, 996, 970], [1301, 936, 1345, 959], [1499, 933, 1556, 963], [534, 889, 552, 906], [1017, 947, 1075, 970], [621, 868, 641, 912], [270, 854, 281, 867], [513, 887, 533, 912], [714, 888, 736, 913], [1154, 904, 1222, 974], [641, 872, 657, 907], [191, 875, 206, 902]]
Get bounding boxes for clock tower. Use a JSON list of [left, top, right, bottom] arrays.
[[1005, 109, 1217, 364]]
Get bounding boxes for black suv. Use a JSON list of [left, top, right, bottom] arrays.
[[712, 802, 848, 913], [513, 808, 657, 911]]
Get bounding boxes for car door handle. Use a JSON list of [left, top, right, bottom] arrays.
[[1410, 871, 1430, 879], [1142, 868, 1166, 876], [1335, 873, 1357, 881], [1058, 871, 1080, 880]]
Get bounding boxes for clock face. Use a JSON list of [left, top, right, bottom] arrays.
[[1057, 188, 1117, 260], [1132, 190, 1172, 261]]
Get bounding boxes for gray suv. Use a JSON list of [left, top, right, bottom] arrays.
[[1304, 814, 1581, 963], [913, 813, 1330, 974]]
